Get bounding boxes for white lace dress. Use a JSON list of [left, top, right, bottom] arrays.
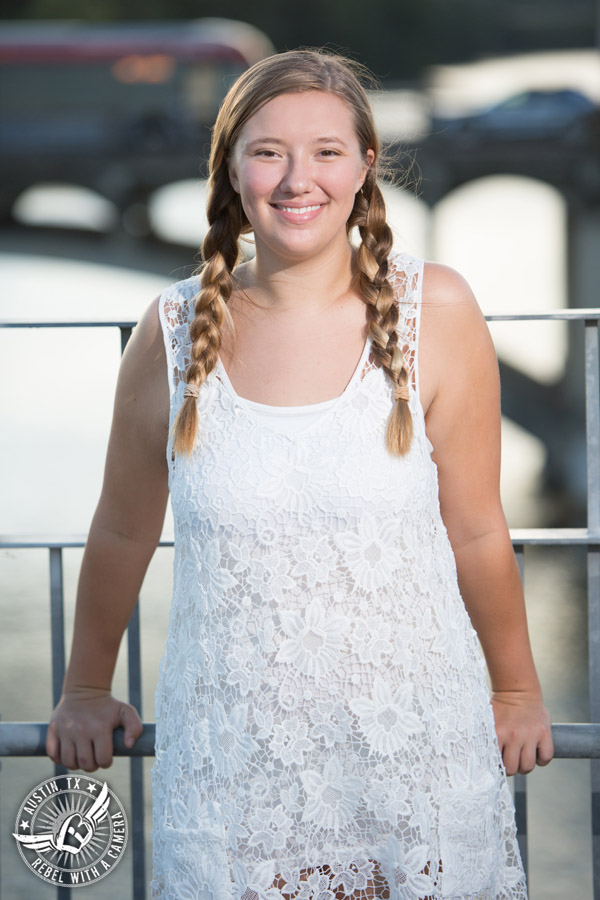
[[151, 252, 527, 900]]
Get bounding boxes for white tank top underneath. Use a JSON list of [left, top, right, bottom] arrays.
[[243, 395, 337, 435]]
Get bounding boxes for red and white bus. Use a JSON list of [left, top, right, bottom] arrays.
[[0, 19, 274, 218]]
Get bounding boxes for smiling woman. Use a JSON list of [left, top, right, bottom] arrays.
[[46, 48, 552, 900]]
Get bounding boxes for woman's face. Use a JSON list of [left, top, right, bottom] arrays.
[[228, 91, 374, 265]]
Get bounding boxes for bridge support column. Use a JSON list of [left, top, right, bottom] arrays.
[[568, 203, 600, 310], [566, 204, 600, 420]]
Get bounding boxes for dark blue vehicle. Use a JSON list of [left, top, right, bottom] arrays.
[[432, 89, 599, 144]]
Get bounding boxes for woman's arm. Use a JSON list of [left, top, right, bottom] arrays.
[[420, 262, 554, 776], [46, 296, 170, 772]]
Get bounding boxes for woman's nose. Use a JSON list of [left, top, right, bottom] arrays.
[[280, 154, 313, 194]]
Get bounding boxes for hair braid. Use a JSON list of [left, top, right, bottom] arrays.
[[171, 170, 244, 456], [355, 171, 413, 455]]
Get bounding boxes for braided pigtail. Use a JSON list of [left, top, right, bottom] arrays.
[[171, 169, 244, 456], [353, 170, 413, 456]]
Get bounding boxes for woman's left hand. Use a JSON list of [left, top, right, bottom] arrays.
[[491, 690, 554, 776]]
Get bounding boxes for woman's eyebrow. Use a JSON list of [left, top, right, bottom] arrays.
[[315, 136, 347, 145], [244, 136, 349, 148], [245, 137, 285, 148]]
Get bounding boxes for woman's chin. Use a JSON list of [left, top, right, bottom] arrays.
[[254, 230, 350, 266]]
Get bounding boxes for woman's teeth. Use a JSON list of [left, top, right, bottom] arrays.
[[276, 205, 322, 214]]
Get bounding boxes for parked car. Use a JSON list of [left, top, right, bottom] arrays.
[[431, 89, 600, 143]]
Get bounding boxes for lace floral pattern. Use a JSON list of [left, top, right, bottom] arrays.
[[152, 252, 527, 899]]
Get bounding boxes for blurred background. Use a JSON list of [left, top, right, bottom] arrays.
[[1, 2, 599, 897]]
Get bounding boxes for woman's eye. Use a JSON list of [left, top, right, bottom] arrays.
[[256, 150, 279, 158], [318, 149, 340, 158]]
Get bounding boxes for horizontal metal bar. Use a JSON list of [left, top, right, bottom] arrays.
[[1, 311, 599, 331], [0, 723, 156, 757], [510, 528, 600, 545], [0, 535, 175, 549], [486, 310, 600, 322], [2, 529, 599, 550], [0, 722, 598, 759], [0, 321, 137, 329], [551, 724, 600, 758]]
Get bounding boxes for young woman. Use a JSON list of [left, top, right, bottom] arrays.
[[47, 49, 553, 899]]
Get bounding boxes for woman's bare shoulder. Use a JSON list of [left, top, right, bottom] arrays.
[[116, 296, 170, 431], [121, 297, 166, 373], [418, 261, 495, 413], [420, 261, 488, 340], [422, 261, 478, 309], [131, 294, 162, 343]]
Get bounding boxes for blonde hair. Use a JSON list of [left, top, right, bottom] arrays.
[[172, 48, 413, 457]]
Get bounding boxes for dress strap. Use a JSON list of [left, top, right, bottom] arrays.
[[157, 276, 201, 398], [387, 252, 425, 395]]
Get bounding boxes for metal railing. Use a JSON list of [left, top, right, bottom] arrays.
[[1, 310, 599, 897]]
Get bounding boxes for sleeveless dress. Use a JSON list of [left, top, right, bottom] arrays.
[[151, 251, 527, 900]]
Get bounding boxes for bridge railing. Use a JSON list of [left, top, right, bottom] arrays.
[[0, 310, 599, 898]]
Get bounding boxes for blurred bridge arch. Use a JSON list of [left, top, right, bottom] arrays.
[[388, 132, 600, 513]]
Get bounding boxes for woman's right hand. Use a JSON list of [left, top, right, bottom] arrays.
[[46, 688, 143, 772]]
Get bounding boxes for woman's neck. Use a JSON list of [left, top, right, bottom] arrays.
[[236, 240, 357, 314]]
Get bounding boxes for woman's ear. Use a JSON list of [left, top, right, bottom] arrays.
[[228, 156, 240, 194], [357, 149, 375, 191]]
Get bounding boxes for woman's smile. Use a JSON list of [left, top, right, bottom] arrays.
[[270, 201, 327, 223]]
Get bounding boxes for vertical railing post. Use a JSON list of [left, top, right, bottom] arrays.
[[127, 601, 146, 900], [120, 326, 133, 356], [49, 546, 72, 899], [513, 544, 528, 876], [120, 324, 147, 899], [585, 319, 600, 898], [49, 547, 66, 711]]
